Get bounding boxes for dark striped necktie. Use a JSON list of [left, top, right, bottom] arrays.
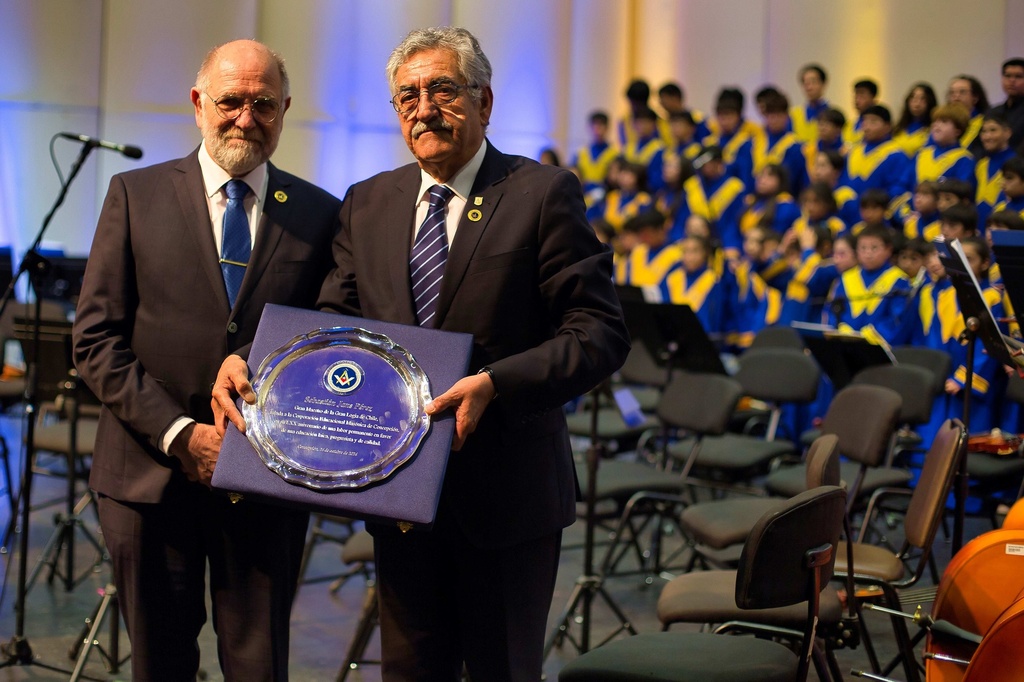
[[220, 179, 251, 308], [410, 184, 455, 327]]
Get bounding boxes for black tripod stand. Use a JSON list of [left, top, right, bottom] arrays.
[[544, 384, 637, 657], [67, 583, 128, 681], [0, 138, 100, 674]]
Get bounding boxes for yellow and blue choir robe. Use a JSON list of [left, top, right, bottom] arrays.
[[669, 139, 703, 165], [827, 264, 913, 346], [723, 259, 783, 349], [961, 111, 985, 156], [790, 99, 830, 144], [842, 113, 866, 147], [705, 118, 763, 192], [843, 138, 911, 200], [574, 141, 618, 194], [791, 214, 847, 240], [618, 112, 673, 150], [738, 193, 801, 237], [904, 143, 977, 207], [976, 148, 1016, 229], [625, 133, 668, 192], [614, 241, 683, 299], [754, 128, 811, 196], [673, 174, 748, 254], [992, 194, 1024, 221], [833, 185, 861, 230], [778, 250, 839, 326], [902, 210, 942, 242], [665, 264, 726, 338], [586, 189, 654, 232], [892, 120, 929, 158]]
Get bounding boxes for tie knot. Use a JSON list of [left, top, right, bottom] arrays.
[[225, 179, 250, 201], [427, 184, 454, 209]]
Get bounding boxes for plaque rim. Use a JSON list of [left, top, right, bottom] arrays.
[[242, 326, 432, 490]]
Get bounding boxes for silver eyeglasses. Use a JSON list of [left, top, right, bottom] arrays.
[[390, 81, 477, 116], [204, 92, 281, 124]]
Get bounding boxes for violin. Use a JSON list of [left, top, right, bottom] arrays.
[[966, 429, 1021, 456]]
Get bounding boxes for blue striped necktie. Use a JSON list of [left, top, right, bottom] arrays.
[[220, 179, 251, 308], [410, 184, 454, 327]]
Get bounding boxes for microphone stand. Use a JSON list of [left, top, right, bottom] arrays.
[[952, 317, 979, 555], [0, 140, 96, 674]]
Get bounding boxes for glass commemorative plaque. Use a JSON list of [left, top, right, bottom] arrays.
[[242, 327, 432, 490]]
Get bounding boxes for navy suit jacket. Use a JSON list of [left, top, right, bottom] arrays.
[[317, 141, 630, 547], [74, 149, 342, 503]]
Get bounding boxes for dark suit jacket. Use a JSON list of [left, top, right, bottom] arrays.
[[73, 149, 342, 503], [317, 142, 630, 548]]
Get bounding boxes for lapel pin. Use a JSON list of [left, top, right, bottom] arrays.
[[473, 196, 483, 206], [274, 190, 288, 203], [467, 209, 483, 222]]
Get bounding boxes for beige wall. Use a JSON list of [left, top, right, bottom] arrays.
[[1, 0, 1022, 258]]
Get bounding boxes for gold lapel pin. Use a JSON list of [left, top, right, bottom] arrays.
[[274, 190, 288, 203], [473, 196, 483, 206], [467, 209, 483, 222]]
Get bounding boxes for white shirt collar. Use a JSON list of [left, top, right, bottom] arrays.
[[416, 139, 488, 202], [197, 140, 268, 200]]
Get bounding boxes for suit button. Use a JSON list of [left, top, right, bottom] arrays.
[[227, 322, 238, 334]]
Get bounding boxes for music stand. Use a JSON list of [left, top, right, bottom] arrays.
[[791, 322, 895, 391], [939, 238, 1024, 553]]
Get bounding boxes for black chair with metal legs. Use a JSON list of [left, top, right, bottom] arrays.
[[558, 485, 847, 682], [336, 529, 378, 681]]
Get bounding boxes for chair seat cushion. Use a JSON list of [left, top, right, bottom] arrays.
[[834, 541, 906, 583], [558, 631, 796, 682], [565, 408, 656, 440], [680, 498, 781, 549], [966, 451, 1024, 479], [33, 419, 98, 456], [576, 459, 685, 502], [340, 529, 374, 564], [670, 434, 794, 472], [657, 569, 843, 629], [766, 461, 911, 499]]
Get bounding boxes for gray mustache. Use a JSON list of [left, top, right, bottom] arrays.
[[412, 120, 453, 139]]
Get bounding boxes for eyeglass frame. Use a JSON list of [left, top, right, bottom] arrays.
[[202, 91, 282, 124], [389, 79, 480, 116]]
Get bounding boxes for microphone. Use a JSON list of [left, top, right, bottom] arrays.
[[59, 132, 143, 159]]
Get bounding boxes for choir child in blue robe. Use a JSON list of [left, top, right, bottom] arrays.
[[618, 79, 672, 149], [902, 181, 942, 242], [665, 235, 727, 338], [668, 110, 703, 166], [791, 181, 847, 241], [672, 145, 748, 256], [939, 204, 980, 243], [843, 104, 910, 201], [850, 189, 892, 235], [947, 75, 991, 157], [892, 83, 936, 157], [574, 111, 618, 199], [827, 223, 913, 346], [844, 79, 880, 145], [706, 88, 760, 192], [739, 164, 801, 238], [976, 113, 1016, 228], [810, 148, 861, 229], [658, 82, 711, 143], [626, 107, 668, 192], [993, 156, 1024, 220], [791, 64, 830, 144], [586, 160, 655, 232], [614, 210, 682, 300], [902, 104, 977, 200], [779, 225, 842, 326], [756, 91, 810, 196]]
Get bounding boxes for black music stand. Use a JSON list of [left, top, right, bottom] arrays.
[[940, 238, 1024, 553], [791, 322, 895, 391]]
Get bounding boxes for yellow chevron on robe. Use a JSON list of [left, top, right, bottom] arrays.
[[846, 141, 902, 181], [915, 146, 973, 183], [841, 266, 906, 317], [683, 175, 745, 221], [666, 268, 717, 309]]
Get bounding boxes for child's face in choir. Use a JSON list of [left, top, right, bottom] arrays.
[[681, 239, 709, 273], [854, 87, 875, 113], [908, 87, 930, 118], [802, 194, 828, 221], [716, 111, 740, 135], [1003, 172, 1024, 199], [754, 169, 781, 197], [940, 221, 970, 242], [897, 250, 923, 279], [980, 120, 1011, 153], [914, 190, 938, 215], [618, 168, 639, 192], [962, 243, 989, 280], [856, 235, 892, 271], [833, 240, 857, 272], [802, 70, 825, 102], [671, 119, 695, 143], [924, 251, 946, 281], [816, 120, 841, 144], [930, 119, 962, 147], [860, 115, 890, 143], [591, 120, 608, 142], [860, 205, 886, 225], [936, 192, 960, 212], [764, 111, 789, 135], [811, 153, 839, 184], [684, 215, 711, 239], [743, 231, 765, 261]]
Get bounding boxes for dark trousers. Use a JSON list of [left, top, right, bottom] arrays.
[[97, 486, 308, 681], [373, 514, 562, 682]]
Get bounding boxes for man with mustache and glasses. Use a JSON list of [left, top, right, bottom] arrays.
[[214, 26, 628, 682], [73, 39, 341, 681]]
